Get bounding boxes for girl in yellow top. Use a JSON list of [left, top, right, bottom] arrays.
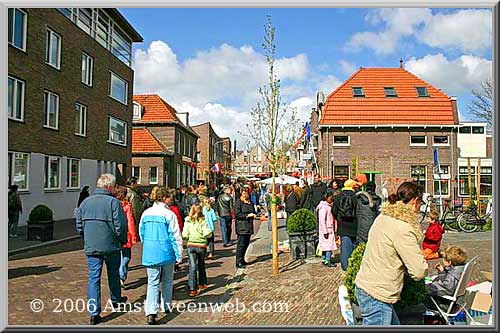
[[182, 203, 212, 297]]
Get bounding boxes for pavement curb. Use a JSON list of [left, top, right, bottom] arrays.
[[8, 235, 81, 257]]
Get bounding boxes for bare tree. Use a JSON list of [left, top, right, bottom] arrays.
[[468, 78, 492, 128], [240, 15, 299, 275]]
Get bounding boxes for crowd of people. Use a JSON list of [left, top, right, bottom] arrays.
[[75, 174, 267, 325]]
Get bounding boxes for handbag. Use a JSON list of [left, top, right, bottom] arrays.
[[316, 243, 322, 257]]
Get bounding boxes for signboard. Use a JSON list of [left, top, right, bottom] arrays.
[[182, 156, 192, 162], [298, 161, 306, 168], [302, 153, 312, 160]]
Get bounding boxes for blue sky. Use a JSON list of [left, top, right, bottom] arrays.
[[121, 8, 492, 145]]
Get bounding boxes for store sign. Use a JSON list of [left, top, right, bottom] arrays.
[[302, 154, 312, 160], [298, 161, 306, 168]]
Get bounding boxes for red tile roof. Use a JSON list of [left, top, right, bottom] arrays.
[[320, 67, 456, 126], [132, 128, 165, 154], [133, 94, 179, 123]]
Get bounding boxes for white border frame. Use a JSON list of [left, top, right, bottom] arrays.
[[332, 134, 350, 147], [43, 90, 59, 130], [432, 135, 450, 146], [45, 27, 62, 70], [109, 70, 129, 105], [410, 134, 427, 147], [7, 7, 27, 52], [7, 151, 30, 192], [44, 155, 62, 191], [81, 51, 94, 87], [149, 165, 158, 184], [75, 102, 88, 137], [66, 157, 81, 190], [107, 115, 128, 146]]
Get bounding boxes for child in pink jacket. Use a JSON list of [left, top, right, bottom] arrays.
[[316, 192, 337, 267]]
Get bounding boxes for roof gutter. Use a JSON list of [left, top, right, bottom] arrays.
[[318, 124, 459, 129]]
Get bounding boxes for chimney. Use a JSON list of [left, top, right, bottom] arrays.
[[177, 112, 189, 127], [399, 58, 404, 69], [450, 96, 459, 124]]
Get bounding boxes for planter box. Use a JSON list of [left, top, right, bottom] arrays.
[[27, 221, 55, 242], [288, 231, 316, 259]]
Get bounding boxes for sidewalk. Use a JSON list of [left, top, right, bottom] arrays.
[[8, 219, 80, 255]]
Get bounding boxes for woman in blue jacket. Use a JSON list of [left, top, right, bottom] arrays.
[[140, 186, 183, 325]]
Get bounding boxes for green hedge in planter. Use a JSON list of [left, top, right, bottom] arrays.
[[28, 204, 54, 223], [345, 242, 428, 310], [287, 208, 317, 233]]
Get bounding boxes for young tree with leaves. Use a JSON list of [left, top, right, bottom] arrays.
[[242, 16, 299, 275]]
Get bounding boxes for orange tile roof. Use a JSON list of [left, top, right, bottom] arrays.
[[133, 94, 179, 123], [132, 128, 165, 154], [320, 67, 456, 126]]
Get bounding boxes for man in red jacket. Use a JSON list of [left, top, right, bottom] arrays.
[[421, 210, 445, 260]]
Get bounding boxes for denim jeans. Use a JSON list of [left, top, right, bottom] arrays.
[[322, 251, 332, 262], [86, 251, 122, 316], [355, 286, 400, 325], [220, 216, 232, 245], [207, 235, 215, 254], [187, 247, 207, 291], [145, 263, 175, 316], [340, 236, 356, 271], [119, 248, 132, 282], [8, 211, 20, 236]]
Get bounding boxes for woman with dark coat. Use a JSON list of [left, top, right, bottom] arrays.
[[235, 190, 256, 269], [284, 185, 300, 231], [77, 185, 91, 207]]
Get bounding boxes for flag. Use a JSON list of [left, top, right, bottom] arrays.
[[212, 163, 221, 173], [293, 126, 307, 149], [305, 122, 311, 140], [433, 148, 440, 174]]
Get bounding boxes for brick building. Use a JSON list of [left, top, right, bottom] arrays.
[[8, 8, 142, 223], [192, 122, 228, 184], [233, 145, 297, 177], [132, 94, 199, 189], [222, 137, 233, 176], [315, 64, 460, 198]]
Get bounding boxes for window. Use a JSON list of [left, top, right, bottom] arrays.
[[8, 76, 25, 121], [109, 72, 128, 104], [411, 165, 427, 193], [77, 8, 92, 34], [133, 102, 142, 121], [459, 126, 471, 134], [57, 8, 72, 19], [333, 165, 350, 180], [176, 164, 181, 188], [433, 165, 450, 197], [472, 126, 485, 134], [8, 8, 27, 51], [44, 156, 61, 189], [416, 87, 429, 97], [66, 158, 80, 189], [44, 91, 59, 129], [8, 152, 29, 191], [108, 117, 127, 145], [75, 103, 87, 136], [46, 28, 61, 69], [459, 166, 476, 196], [81, 52, 93, 86], [177, 132, 182, 154], [410, 135, 427, 146], [433, 136, 449, 146], [352, 87, 365, 97], [480, 166, 492, 196], [132, 166, 141, 183], [112, 25, 132, 65], [333, 135, 350, 146], [197, 152, 201, 163], [149, 167, 158, 184], [384, 87, 397, 97]]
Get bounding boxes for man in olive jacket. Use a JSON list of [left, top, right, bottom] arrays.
[[76, 173, 128, 325]]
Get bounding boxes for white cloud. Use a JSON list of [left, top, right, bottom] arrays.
[[419, 10, 492, 53], [339, 60, 357, 75], [346, 8, 491, 55], [405, 53, 492, 95], [318, 75, 342, 94]]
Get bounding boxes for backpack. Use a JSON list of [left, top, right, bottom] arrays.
[[8, 192, 17, 210], [338, 193, 355, 222]]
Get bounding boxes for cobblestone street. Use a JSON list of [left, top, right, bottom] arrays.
[[8, 217, 493, 326]]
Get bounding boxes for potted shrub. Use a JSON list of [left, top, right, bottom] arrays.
[[344, 242, 428, 325], [287, 208, 317, 259], [27, 204, 55, 242]]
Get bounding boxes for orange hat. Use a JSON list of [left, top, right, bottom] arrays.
[[344, 179, 358, 189], [355, 174, 368, 186]]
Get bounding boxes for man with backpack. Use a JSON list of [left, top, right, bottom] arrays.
[[332, 179, 359, 271]]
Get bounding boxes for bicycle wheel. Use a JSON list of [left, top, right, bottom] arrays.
[[457, 212, 478, 233], [442, 211, 459, 231]]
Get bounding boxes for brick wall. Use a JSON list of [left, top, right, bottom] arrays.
[[8, 9, 134, 175], [132, 156, 166, 186], [320, 128, 459, 195]]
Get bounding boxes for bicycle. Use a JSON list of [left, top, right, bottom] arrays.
[[417, 195, 462, 232], [456, 198, 493, 233]]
